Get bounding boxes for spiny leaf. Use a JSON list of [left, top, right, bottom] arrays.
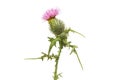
[[69, 45, 78, 50], [70, 48, 74, 55], [69, 44, 83, 70], [48, 37, 60, 57], [24, 57, 41, 60], [48, 37, 54, 42], [25, 52, 49, 61], [69, 28, 85, 38], [73, 49, 83, 70]]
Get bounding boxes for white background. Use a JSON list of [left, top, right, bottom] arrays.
[[0, 0, 120, 80]]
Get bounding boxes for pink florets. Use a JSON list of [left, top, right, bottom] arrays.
[[42, 8, 59, 20]]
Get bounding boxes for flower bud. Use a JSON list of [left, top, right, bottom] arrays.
[[48, 18, 65, 36]]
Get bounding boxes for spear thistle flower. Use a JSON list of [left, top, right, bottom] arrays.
[[43, 8, 65, 36], [42, 8, 59, 20], [25, 8, 85, 80]]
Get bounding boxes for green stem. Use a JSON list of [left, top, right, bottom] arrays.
[[54, 43, 62, 80]]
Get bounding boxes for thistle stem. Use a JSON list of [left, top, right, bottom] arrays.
[[54, 43, 62, 80]]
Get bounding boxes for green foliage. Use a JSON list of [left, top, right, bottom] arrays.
[[69, 28, 85, 38], [25, 27, 84, 80], [48, 37, 60, 58], [25, 52, 57, 61], [69, 45, 83, 70]]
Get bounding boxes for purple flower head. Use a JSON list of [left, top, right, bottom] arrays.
[[42, 8, 59, 21]]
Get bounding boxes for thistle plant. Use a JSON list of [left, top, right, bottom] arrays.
[[26, 8, 85, 80]]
